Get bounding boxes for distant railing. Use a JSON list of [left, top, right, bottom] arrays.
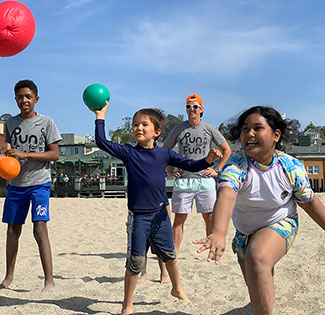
[[309, 178, 325, 192], [51, 175, 127, 197]]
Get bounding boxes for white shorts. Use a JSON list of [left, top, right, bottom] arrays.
[[171, 189, 216, 214]]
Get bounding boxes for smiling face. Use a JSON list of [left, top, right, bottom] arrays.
[[186, 100, 203, 123], [240, 113, 281, 165], [15, 87, 39, 118], [132, 114, 161, 148]]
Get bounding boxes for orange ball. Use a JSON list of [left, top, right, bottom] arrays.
[[0, 156, 21, 179]]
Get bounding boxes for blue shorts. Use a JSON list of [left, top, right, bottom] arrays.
[[126, 206, 176, 273], [232, 215, 298, 264], [3, 182, 51, 224]]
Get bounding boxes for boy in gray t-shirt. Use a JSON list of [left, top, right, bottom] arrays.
[[1, 80, 61, 292]]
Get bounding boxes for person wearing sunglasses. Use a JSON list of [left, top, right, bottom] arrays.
[[164, 93, 232, 255]]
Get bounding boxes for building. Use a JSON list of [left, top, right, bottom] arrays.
[[286, 139, 325, 192], [59, 133, 98, 156], [304, 128, 319, 144], [0, 121, 5, 154]]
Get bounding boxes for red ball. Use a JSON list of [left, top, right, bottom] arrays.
[[0, 1, 36, 57]]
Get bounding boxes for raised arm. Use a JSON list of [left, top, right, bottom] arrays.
[[193, 186, 237, 264], [92, 101, 109, 120], [298, 194, 325, 230]]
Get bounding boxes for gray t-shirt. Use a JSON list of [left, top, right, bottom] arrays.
[[164, 120, 226, 178], [5, 113, 62, 187]]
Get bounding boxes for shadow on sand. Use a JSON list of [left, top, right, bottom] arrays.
[[221, 303, 253, 315]]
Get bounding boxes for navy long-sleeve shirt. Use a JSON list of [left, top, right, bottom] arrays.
[[95, 119, 211, 213]]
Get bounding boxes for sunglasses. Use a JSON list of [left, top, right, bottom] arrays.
[[186, 104, 202, 110]]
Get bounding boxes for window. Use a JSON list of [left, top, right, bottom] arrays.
[[307, 165, 320, 174], [75, 147, 79, 155]]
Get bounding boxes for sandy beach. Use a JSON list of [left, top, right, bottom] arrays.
[[0, 195, 324, 315]]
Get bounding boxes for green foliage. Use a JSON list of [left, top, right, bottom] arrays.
[[109, 128, 133, 144], [218, 122, 235, 140], [304, 121, 318, 133], [122, 117, 133, 134], [109, 116, 133, 144], [160, 114, 184, 141]]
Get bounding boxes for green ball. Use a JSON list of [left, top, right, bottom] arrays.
[[83, 84, 110, 110]]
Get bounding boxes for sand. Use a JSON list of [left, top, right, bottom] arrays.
[[0, 195, 324, 315]]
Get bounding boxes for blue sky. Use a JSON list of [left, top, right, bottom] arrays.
[[1, 0, 325, 137]]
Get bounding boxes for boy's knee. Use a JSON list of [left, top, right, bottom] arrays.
[[7, 225, 22, 239], [126, 255, 146, 273], [159, 250, 176, 263]]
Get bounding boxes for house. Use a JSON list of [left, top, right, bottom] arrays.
[[286, 139, 325, 192], [303, 128, 319, 144], [59, 133, 98, 156]]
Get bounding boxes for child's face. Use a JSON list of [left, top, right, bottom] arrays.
[[240, 113, 281, 165], [15, 87, 39, 118], [132, 114, 161, 148]]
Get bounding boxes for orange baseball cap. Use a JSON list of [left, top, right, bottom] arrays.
[[186, 94, 203, 109]]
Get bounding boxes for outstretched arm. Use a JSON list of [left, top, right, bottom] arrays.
[[193, 186, 237, 264], [298, 194, 325, 230], [165, 165, 181, 179], [205, 148, 223, 164]]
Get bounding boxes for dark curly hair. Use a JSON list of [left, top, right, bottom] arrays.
[[229, 106, 300, 150], [14, 79, 38, 96]]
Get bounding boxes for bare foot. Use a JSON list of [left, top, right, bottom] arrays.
[[42, 282, 55, 292], [171, 288, 190, 303], [160, 273, 169, 284], [0, 278, 12, 289], [121, 306, 132, 315], [137, 272, 147, 285]]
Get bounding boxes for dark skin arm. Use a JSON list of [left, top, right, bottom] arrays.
[[298, 194, 325, 230], [5, 142, 60, 161]]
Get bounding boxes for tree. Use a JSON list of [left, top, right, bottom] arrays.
[[304, 122, 318, 133], [218, 122, 236, 140], [109, 116, 133, 144], [160, 113, 184, 142], [109, 128, 133, 144], [122, 117, 132, 134]]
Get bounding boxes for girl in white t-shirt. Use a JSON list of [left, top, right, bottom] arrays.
[[194, 106, 325, 315]]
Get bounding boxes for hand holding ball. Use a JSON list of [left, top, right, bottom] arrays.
[[83, 84, 110, 110], [0, 1, 36, 57], [0, 156, 21, 180]]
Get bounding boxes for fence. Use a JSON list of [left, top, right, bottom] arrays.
[[309, 178, 325, 193], [51, 175, 127, 198]]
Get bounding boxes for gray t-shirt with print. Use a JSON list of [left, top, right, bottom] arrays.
[[164, 120, 226, 178], [5, 113, 62, 187]]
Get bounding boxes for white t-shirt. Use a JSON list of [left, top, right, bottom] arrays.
[[218, 149, 313, 235]]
